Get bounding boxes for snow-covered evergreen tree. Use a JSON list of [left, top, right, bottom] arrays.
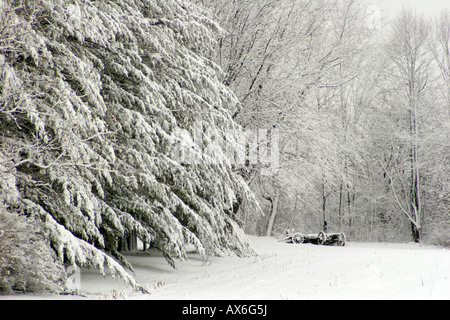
[[0, 0, 254, 291], [0, 201, 67, 293]]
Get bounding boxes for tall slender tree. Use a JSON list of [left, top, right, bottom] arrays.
[[379, 9, 435, 242]]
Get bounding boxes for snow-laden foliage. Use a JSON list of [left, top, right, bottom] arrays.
[[0, 0, 254, 289], [0, 200, 66, 294]]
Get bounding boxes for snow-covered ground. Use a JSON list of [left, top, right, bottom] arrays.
[[3, 236, 450, 300]]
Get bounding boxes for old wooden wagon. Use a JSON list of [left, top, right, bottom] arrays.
[[283, 230, 346, 246]]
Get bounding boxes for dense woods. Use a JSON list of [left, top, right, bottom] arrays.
[[194, 0, 449, 245], [0, 0, 448, 294]]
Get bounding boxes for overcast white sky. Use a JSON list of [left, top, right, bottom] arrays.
[[377, 0, 449, 18]]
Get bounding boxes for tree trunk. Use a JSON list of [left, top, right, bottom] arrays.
[[338, 183, 343, 229], [119, 233, 138, 252], [128, 232, 137, 251], [266, 189, 280, 237], [411, 223, 421, 243]]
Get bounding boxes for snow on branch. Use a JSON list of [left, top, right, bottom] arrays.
[[0, 0, 256, 291]]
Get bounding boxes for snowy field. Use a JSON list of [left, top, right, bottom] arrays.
[[3, 236, 450, 300]]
